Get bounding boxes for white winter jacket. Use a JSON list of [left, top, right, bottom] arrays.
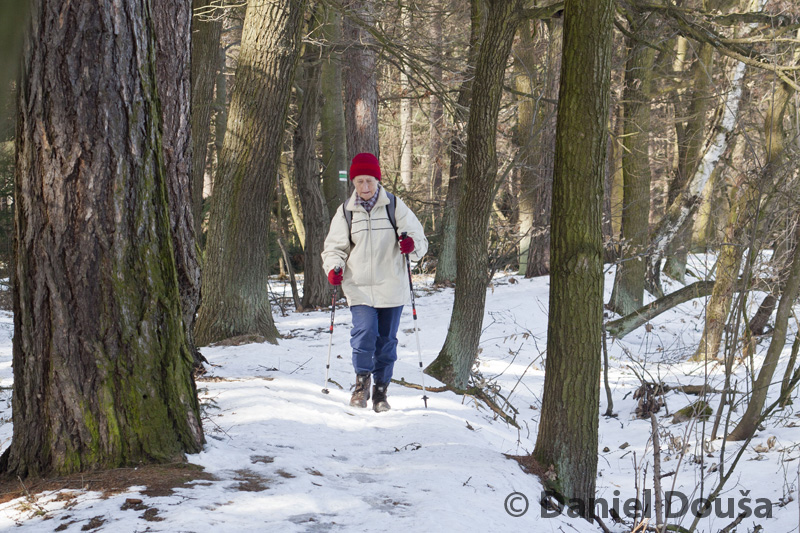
[[322, 187, 428, 308]]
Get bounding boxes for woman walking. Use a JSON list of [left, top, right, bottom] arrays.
[[321, 153, 427, 412]]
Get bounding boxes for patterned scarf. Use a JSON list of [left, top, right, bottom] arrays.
[[357, 183, 381, 213]]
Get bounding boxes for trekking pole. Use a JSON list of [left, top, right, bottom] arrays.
[[322, 267, 341, 394], [400, 232, 429, 408]]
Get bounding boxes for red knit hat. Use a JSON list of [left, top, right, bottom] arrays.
[[349, 152, 381, 181]]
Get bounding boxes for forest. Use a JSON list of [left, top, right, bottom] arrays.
[[1, 0, 800, 532]]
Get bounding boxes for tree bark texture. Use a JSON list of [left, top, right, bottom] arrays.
[[3, 0, 204, 477], [426, 0, 524, 389], [190, 0, 224, 238], [608, 12, 656, 315], [533, 0, 613, 511], [343, 0, 379, 157], [433, 0, 484, 286], [194, 0, 307, 346], [153, 0, 204, 369], [319, 3, 349, 219], [294, 11, 331, 309]]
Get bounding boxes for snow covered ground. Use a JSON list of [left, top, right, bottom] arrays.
[[1, 258, 799, 532]]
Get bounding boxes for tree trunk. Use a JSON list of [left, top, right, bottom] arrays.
[[294, 10, 331, 310], [433, 0, 484, 286], [426, 0, 524, 389], [343, 0, 379, 157], [319, 3, 349, 219], [190, 0, 224, 238], [2, 0, 203, 477], [608, 11, 656, 316], [533, 0, 613, 512], [195, 0, 307, 346], [281, 153, 305, 248], [153, 0, 204, 370]]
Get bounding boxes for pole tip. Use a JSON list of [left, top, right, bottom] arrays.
[[322, 389, 329, 394]]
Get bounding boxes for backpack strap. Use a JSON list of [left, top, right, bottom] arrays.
[[342, 202, 354, 246], [385, 191, 399, 241], [342, 191, 400, 246]]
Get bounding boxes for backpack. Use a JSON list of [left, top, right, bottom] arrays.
[[342, 191, 399, 246]]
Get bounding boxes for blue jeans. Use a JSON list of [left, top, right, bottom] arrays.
[[350, 305, 403, 385]]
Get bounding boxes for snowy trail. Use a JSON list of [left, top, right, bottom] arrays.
[[1, 267, 800, 532]]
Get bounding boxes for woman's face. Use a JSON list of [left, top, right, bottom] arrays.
[[353, 175, 379, 201]]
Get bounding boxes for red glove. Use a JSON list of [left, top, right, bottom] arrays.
[[328, 269, 343, 285], [399, 235, 415, 254]]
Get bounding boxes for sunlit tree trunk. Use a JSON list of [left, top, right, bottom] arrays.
[[533, 0, 613, 512], [2, 0, 203, 477], [195, 0, 307, 345]]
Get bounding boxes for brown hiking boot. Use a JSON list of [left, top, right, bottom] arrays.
[[350, 373, 371, 408], [372, 382, 391, 413]]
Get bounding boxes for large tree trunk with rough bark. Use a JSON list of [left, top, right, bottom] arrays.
[[608, 10, 656, 315], [2, 0, 204, 478], [294, 8, 331, 310], [426, 0, 524, 389], [533, 0, 613, 513], [195, 0, 307, 346], [343, 0, 379, 157], [190, 0, 224, 238]]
